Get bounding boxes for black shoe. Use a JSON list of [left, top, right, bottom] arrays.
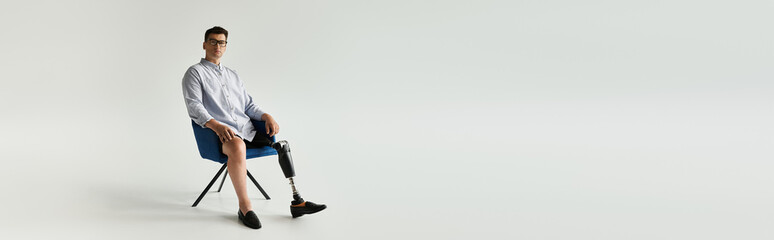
[[290, 201, 327, 218], [238, 210, 262, 229]]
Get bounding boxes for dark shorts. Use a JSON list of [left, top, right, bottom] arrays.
[[218, 133, 273, 150], [243, 134, 273, 149]]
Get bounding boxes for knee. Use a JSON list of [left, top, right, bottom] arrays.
[[273, 140, 291, 153], [222, 139, 246, 160]]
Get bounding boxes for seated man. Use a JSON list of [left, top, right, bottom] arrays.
[[182, 26, 326, 229]]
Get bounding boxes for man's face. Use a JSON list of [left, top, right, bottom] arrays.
[[203, 33, 227, 60]]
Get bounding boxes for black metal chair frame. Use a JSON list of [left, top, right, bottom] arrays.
[[192, 163, 271, 207]]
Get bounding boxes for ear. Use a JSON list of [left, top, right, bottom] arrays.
[[203, 42, 206, 50]]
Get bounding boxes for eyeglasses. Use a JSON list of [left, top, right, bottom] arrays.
[[207, 39, 228, 47]]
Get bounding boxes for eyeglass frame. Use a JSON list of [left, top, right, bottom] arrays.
[[206, 38, 228, 47]]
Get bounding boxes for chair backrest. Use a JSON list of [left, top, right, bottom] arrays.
[[191, 120, 277, 163]]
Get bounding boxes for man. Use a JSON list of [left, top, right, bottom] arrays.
[[182, 26, 326, 229]]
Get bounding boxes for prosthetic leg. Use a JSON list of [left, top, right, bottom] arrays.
[[272, 140, 328, 218], [271, 140, 305, 205]]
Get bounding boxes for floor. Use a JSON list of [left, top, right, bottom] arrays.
[[1, 1, 772, 239]]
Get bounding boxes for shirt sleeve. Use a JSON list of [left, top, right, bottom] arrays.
[[182, 67, 214, 127], [239, 77, 267, 120], [244, 92, 267, 121]]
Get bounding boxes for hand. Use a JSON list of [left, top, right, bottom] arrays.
[[206, 120, 237, 143], [265, 117, 280, 137]]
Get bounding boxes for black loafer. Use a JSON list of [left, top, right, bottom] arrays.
[[238, 210, 262, 229], [290, 201, 327, 218]]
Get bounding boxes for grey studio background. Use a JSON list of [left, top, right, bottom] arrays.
[[0, 0, 772, 239]]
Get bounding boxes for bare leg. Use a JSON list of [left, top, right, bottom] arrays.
[[222, 138, 252, 214]]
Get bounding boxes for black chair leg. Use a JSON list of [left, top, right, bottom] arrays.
[[247, 170, 271, 200], [192, 163, 228, 207], [217, 170, 229, 192]]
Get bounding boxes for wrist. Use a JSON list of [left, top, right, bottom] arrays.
[[261, 113, 273, 121], [205, 119, 220, 129]]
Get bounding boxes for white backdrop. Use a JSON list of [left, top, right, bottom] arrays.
[[0, 0, 772, 239]]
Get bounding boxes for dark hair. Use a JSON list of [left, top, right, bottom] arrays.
[[204, 26, 228, 41]]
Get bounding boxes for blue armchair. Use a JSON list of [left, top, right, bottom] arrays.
[[190, 119, 277, 207]]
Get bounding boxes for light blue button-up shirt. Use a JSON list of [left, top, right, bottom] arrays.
[[183, 58, 267, 141]]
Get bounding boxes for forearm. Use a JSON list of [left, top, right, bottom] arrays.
[[186, 101, 214, 127]]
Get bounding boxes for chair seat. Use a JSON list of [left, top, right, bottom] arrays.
[[206, 146, 277, 163], [247, 147, 277, 159], [192, 120, 278, 163]]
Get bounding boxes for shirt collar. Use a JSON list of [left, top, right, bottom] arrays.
[[200, 58, 224, 71]]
